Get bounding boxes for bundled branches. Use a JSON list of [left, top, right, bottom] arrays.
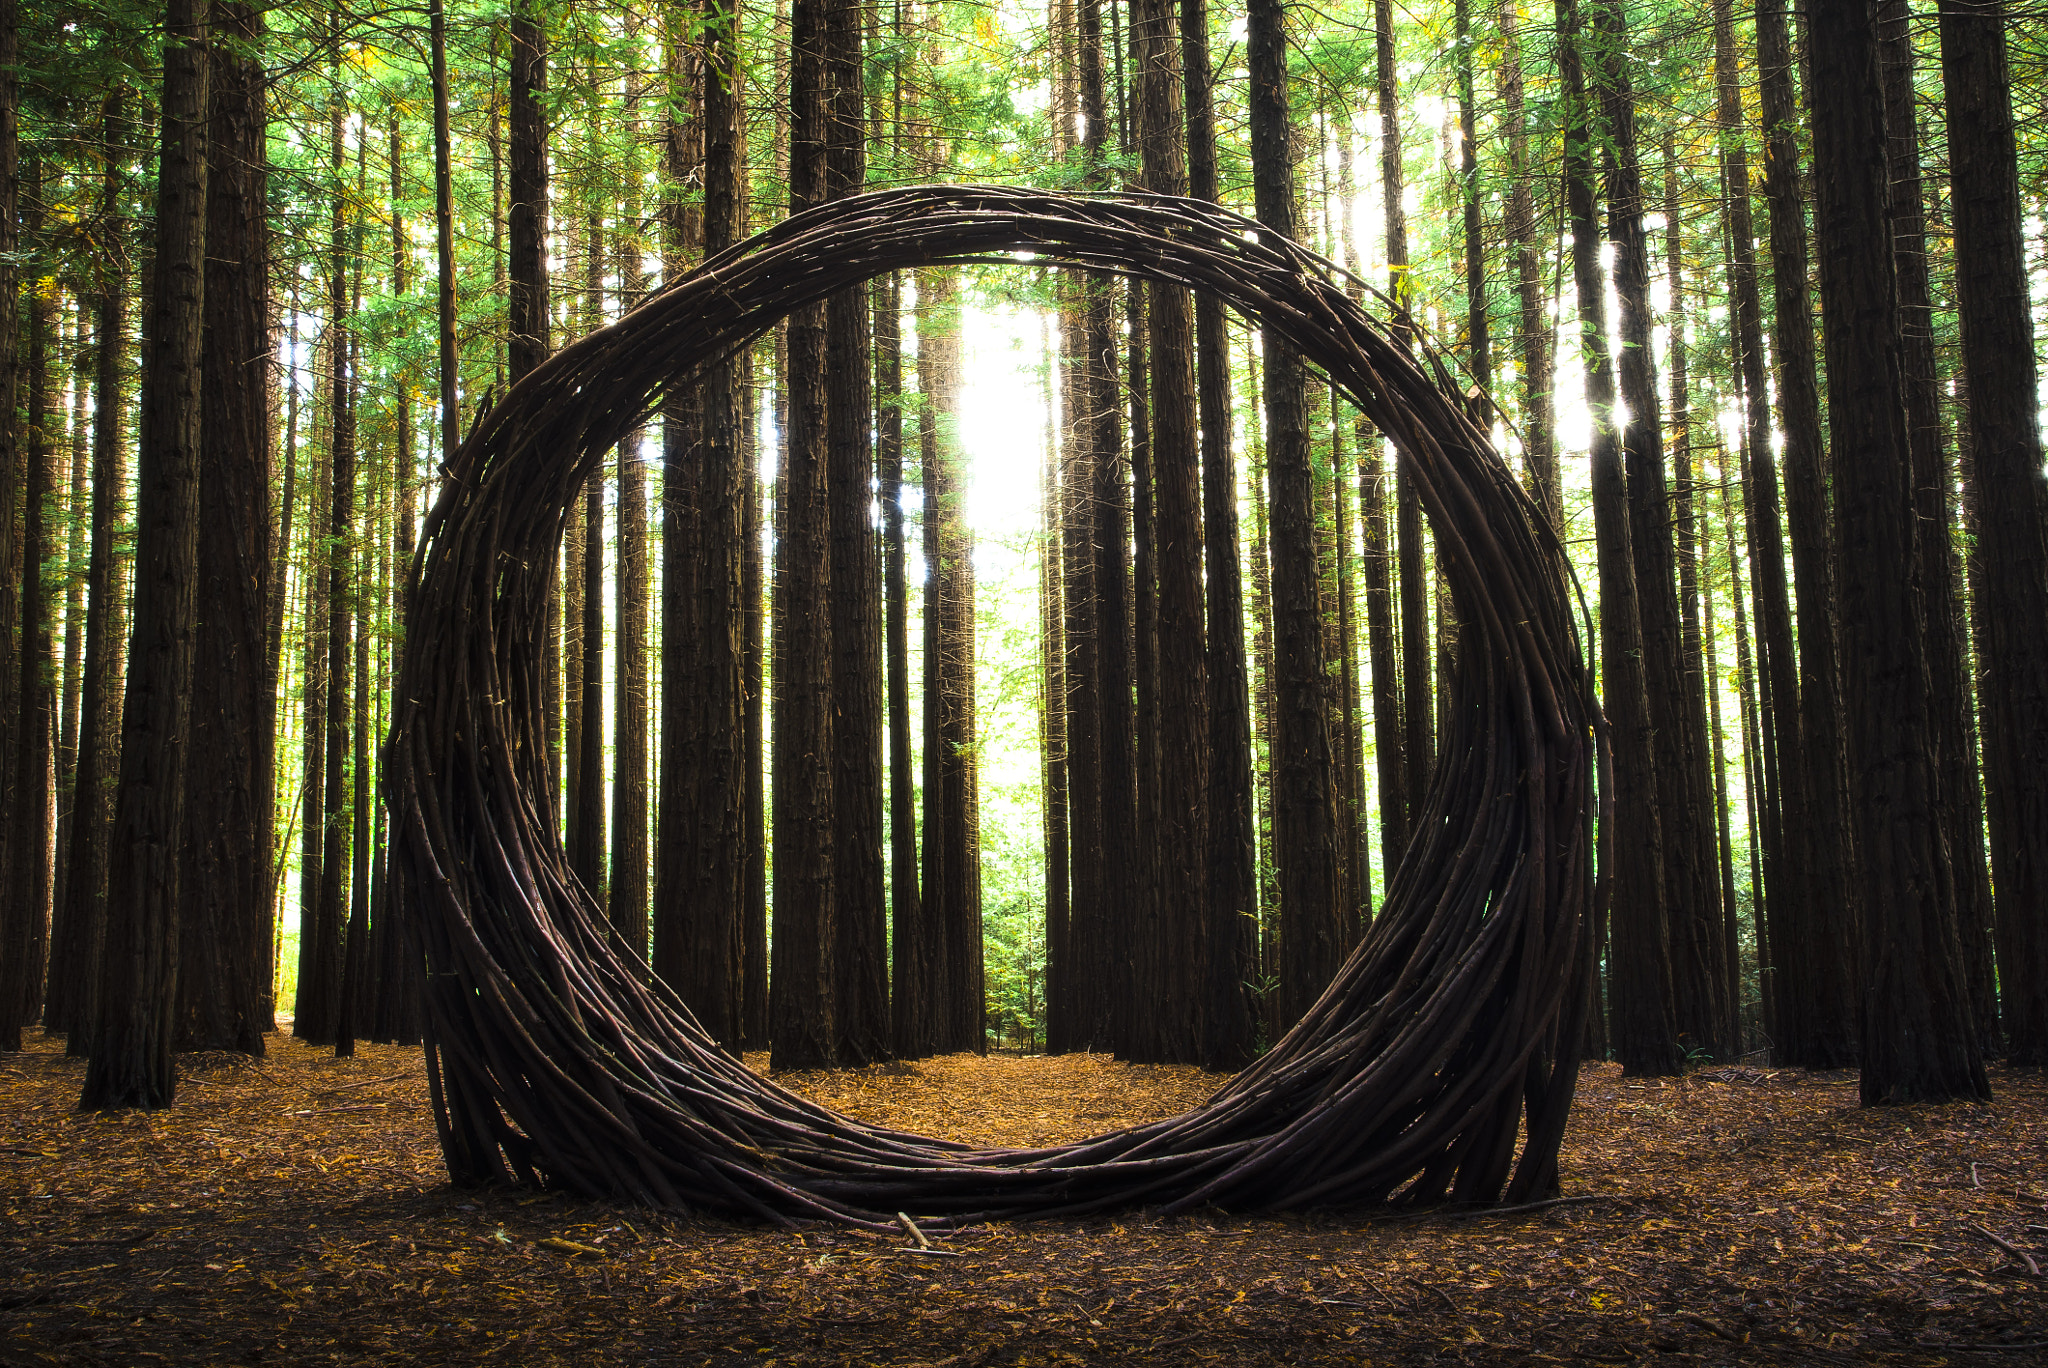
[[386, 187, 1604, 1228]]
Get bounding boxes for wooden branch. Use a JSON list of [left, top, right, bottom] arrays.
[[387, 185, 1604, 1228]]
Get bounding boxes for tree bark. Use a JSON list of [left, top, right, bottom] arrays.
[[507, 0, 549, 383], [1132, 0, 1206, 1065], [657, 13, 747, 1047], [1185, 0, 1254, 1069], [177, 0, 271, 1055], [1938, 0, 2048, 1065], [1373, 0, 1431, 844], [1806, 0, 1985, 1104], [1561, 0, 1678, 1076], [1596, 0, 1722, 1066], [882, 271, 927, 1057], [826, 0, 888, 1063], [1661, 134, 1734, 1057], [1252, 0, 1340, 1033], [771, 0, 838, 1069], [79, 0, 207, 1107], [610, 68, 651, 962], [1877, 4, 1998, 1053], [569, 207, 605, 906], [0, 0, 20, 1021], [1499, 0, 1556, 527], [1081, 0, 1136, 1053], [4, 158, 55, 1050], [1759, 0, 1859, 1068], [48, 166, 128, 1048]]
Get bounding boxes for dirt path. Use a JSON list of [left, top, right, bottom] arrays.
[[3, 1036, 2042, 1364]]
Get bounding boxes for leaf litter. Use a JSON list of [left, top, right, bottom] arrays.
[[2, 1035, 2042, 1365]]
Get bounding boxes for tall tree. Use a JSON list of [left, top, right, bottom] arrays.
[[1453, 0, 1487, 390], [1711, 0, 1796, 1056], [1185, 0, 1254, 1068], [1806, 0, 1985, 1104], [507, 0, 549, 384], [5, 157, 55, 1049], [1251, 0, 1340, 1032], [1662, 137, 1735, 1056], [771, 0, 839, 1069], [296, 78, 355, 1048], [918, 267, 982, 1055], [1939, 0, 2048, 1065], [1561, 0, 1678, 1075], [0, 0, 19, 1026], [178, 0, 272, 1054], [79, 0, 208, 1106], [1080, 0, 1136, 1052], [1054, 267, 1102, 1054], [569, 203, 605, 905], [1378, 0, 1432, 839], [657, 11, 747, 1045], [1499, 0, 1555, 527], [1593, 0, 1726, 1064], [47, 102, 128, 1047], [1880, 3, 1998, 1049], [826, 0, 888, 1063], [1132, 0, 1206, 1064], [1758, 0, 1858, 1068], [882, 271, 928, 1056], [610, 53, 651, 961]]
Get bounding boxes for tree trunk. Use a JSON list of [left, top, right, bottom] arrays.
[[1718, 448, 1777, 1047], [78, 0, 207, 1107], [771, 0, 838, 1069], [1056, 269, 1102, 1054], [1596, 0, 1721, 1067], [1759, 0, 1859, 1068], [49, 193, 128, 1049], [826, 0, 888, 1063], [918, 268, 981, 1055], [1877, 5, 1998, 1052], [1380, 0, 1432, 835], [1561, 0, 1678, 1075], [507, 0, 549, 383], [4, 158, 55, 1050], [0, 0, 19, 1025], [1185, 0, 1254, 1069], [296, 88, 353, 1049], [1252, 0, 1340, 1033], [177, 0, 271, 1055], [54, 314, 89, 935], [569, 209, 605, 906], [1453, 0, 1487, 390], [1132, 0, 1206, 1065], [657, 12, 747, 1047], [1715, 0, 1796, 1061], [295, 330, 330, 1042], [1124, 275, 1155, 1061], [1805, 0, 1985, 1104], [881, 271, 927, 1057], [610, 66, 651, 961], [1661, 136, 1734, 1057], [1081, 0, 1136, 1054], [1938, 0, 2048, 1065], [1499, 0, 1555, 527]]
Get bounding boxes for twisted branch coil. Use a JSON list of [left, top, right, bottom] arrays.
[[387, 187, 1605, 1228]]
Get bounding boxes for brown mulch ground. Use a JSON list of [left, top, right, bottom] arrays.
[[2, 1035, 2043, 1366]]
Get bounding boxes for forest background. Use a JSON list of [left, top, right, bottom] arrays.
[[0, 0, 2043, 1109]]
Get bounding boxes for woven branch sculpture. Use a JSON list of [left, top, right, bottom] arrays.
[[387, 186, 1605, 1230]]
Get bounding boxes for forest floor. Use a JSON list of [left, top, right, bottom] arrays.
[[2, 1036, 2043, 1366]]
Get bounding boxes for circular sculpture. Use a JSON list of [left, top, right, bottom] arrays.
[[387, 187, 1604, 1228]]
